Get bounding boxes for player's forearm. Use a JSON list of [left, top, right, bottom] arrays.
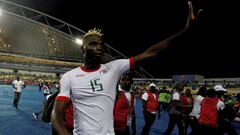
[[144, 29, 185, 58], [51, 112, 72, 135], [134, 1, 200, 65], [133, 29, 186, 65]]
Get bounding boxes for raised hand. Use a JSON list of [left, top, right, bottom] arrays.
[[185, 1, 203, 29]]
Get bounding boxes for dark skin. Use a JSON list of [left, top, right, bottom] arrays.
[[52, 2, 202, 135], [142, 86, 161, 119], [118, 74, 136, 135], [119, 75, 133, 92]]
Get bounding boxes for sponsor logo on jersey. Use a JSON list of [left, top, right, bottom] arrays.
[[76, 74, 85, 77]]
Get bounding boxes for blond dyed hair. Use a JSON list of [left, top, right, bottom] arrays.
[[83, 28, 103, 38]]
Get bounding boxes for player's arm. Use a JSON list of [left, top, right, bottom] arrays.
[[51, 98, 72, 135], [133, 1, 202, 66], [12, 81, 16, 89]]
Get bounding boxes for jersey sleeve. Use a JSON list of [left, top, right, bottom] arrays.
[[57, 73, 71, 101], [111, 57, 135, 75]]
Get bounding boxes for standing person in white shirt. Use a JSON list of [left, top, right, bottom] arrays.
[[12, 76, 26, 109], [43, 82, 51, 97], [188, 86, 207, 135], [51, 2, 201, 135], [32, 82, 52, 120], [163, 83, 184, 135]]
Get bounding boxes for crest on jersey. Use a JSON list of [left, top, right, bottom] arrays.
[[99, 65, 110, 74]]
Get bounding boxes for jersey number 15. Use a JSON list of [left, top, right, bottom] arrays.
[[90, 78, 103, 92]]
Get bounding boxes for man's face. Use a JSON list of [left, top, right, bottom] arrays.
[[82, 35, 105, 64], [119, 75, 133, 92], [150, 86, 156, 93], [185, 89, 191, 97]]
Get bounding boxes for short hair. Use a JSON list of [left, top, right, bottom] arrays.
[[83, 28, 103, 38], [80, 28, 104, 50], [207, 88, 216, 98], [197, 86, 207, 96], [236, 93, 240, 101], [121, 73, 134, 82], [174, 82, 184, 91]]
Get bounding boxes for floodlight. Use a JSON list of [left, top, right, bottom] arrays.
[[75, 38, 83, 45]]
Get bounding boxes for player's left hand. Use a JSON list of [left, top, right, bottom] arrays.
[[185, 1, 203, 29]]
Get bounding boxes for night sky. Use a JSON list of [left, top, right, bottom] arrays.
[[4, 0, 240, 78]]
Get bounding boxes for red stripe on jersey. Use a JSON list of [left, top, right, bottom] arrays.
[[80, 65, 101, 72], [56, 96, 70, 101], [130, 57, 134, 71]]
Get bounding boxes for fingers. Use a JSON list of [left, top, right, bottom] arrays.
[[188, 1, 204, 19], [188, 1, 193, 10], [188, 1, 195, 20], [197, 9, 204, 18], [185, 1, 202, 29]]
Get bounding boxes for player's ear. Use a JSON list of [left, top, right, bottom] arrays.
[[80, 44, 85, 53]]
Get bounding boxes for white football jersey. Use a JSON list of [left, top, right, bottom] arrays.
[[57, 58, 134, 135]]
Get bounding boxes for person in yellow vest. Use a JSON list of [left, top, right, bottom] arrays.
[[159, 87, 171, 112]]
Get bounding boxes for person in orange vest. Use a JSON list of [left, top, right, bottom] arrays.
[[198, 88, 225, 135], [114, 73, 136, 135], [180, 88, 194, 134], [141, 83, 159, 135]]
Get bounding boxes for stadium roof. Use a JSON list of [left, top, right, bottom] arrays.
[[0, 0, 152, 77]]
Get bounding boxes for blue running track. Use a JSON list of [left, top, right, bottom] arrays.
[[1, 85, 240, 135]]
